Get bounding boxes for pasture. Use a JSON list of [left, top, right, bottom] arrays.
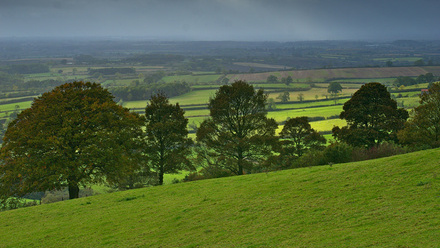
[[1, 148, 439, 247]]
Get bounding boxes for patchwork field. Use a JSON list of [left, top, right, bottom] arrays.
[[228, 66, 438, 82], [0, 66, 434, 141]]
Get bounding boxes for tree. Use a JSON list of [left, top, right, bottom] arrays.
[[398, 82, 440, 148], [266, 75, 278, 84], [332, 82, 408, 148], [280, 117, 326, 159], [297, 93, 304, 102], [414, 59, 425, 66], [266, 98, 276, 110], [0, 82, 144, 201], [328, 82, 343, 94], [196, 81, 278, 175], [144, 92, 193, 185], [386, 60, 393, 67], [276, 91, 290, 103], [281, 76, 293, 86]]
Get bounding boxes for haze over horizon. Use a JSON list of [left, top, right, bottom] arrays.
[[1, 0, 440, 41]]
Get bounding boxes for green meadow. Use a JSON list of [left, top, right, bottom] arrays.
[[1, 148, 439, 247]]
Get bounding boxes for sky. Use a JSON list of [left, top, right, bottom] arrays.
[[1, 0, 440, 41]]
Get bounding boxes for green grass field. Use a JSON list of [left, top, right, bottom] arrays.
[[169, 89, 217, 105], [0, 101, 33, 112], [162, 74, 221, 84], [1, 148, 439, 247]]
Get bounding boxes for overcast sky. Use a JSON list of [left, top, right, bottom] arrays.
[[1, 0, 439, 41]]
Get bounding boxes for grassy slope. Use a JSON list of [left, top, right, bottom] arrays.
[[1, 149, 440, 247]]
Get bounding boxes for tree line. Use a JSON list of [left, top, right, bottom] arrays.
[[1, 80, 439, 208]]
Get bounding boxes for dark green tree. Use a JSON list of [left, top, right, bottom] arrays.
[[332, 82, 408, 148], [398, 82, 440, 148], [414, 59, 425, 66], [196, 81, 278, 175], [280, 117, 326, 158], [0, 82, 144, 201], [281, 76, 293, 86], [276, 91, 290, 103], [266, 75, 278, 84], [328, 82, 343, 94], [144, 92, 193, 185]]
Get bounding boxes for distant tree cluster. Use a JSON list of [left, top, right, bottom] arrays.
[[1, 64, 50, 74], [110, 81, 191, 101], [0, 72, 24, 87], [143, 71, 166, 84], [393, 73, 437, 87]]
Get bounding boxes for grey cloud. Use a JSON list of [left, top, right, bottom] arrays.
[[1, 0, 440, 40]]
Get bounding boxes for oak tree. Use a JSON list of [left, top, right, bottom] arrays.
[[0, 82, 144, 201], [196, 81, 278, 175], [332, 82, 408, 148], [144, 92, 193, 185]]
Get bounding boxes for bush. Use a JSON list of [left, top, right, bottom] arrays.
[[293, 149, 326, 168], [41, 188, 95, 204], [322, 142, 353, 164], [183, 165, 233, 182], [1, 198, 38, 211], [351, 142, 407, 162]]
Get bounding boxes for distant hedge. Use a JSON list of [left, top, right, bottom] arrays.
[[88, 67, 136, 75], [2, 64, 50, 74], [110, 81, 191, 101]]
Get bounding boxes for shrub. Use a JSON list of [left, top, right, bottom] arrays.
[[41, 188, 95, 204], [183, 165, 233, 182], [351, 142, 407, 162], [0, 198, 38, 211], [293, 149, 326, 168], [322, 142, 353, 164]]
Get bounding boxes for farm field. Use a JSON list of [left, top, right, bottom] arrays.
[[0, 65, 434, 139], [227, 66, 437, 83], [1, 148, 439, 247]]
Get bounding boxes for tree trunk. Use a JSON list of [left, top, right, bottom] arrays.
[[68, 182, 80, 199], [237, 145, 244, 175], [158, 167, 164, 185]]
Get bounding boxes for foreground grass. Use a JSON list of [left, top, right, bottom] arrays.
[[1, 149, 440, 247]]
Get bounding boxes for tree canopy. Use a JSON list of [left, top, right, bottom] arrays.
[[328, 82, 343, 94], [333, 82, 408, 148], [276, 91, 290, 103], [144, 92, 193, 185], [280, 117, 326, 159], [196, 80, 278, 175], [0, 81, 144, 201], [266, 75, 278, 84], [398, 82, 440, 148]]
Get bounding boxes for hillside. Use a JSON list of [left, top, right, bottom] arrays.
[[1, 149, 440, 247]]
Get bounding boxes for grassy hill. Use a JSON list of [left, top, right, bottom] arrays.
[[1, 149, 440, 247]]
